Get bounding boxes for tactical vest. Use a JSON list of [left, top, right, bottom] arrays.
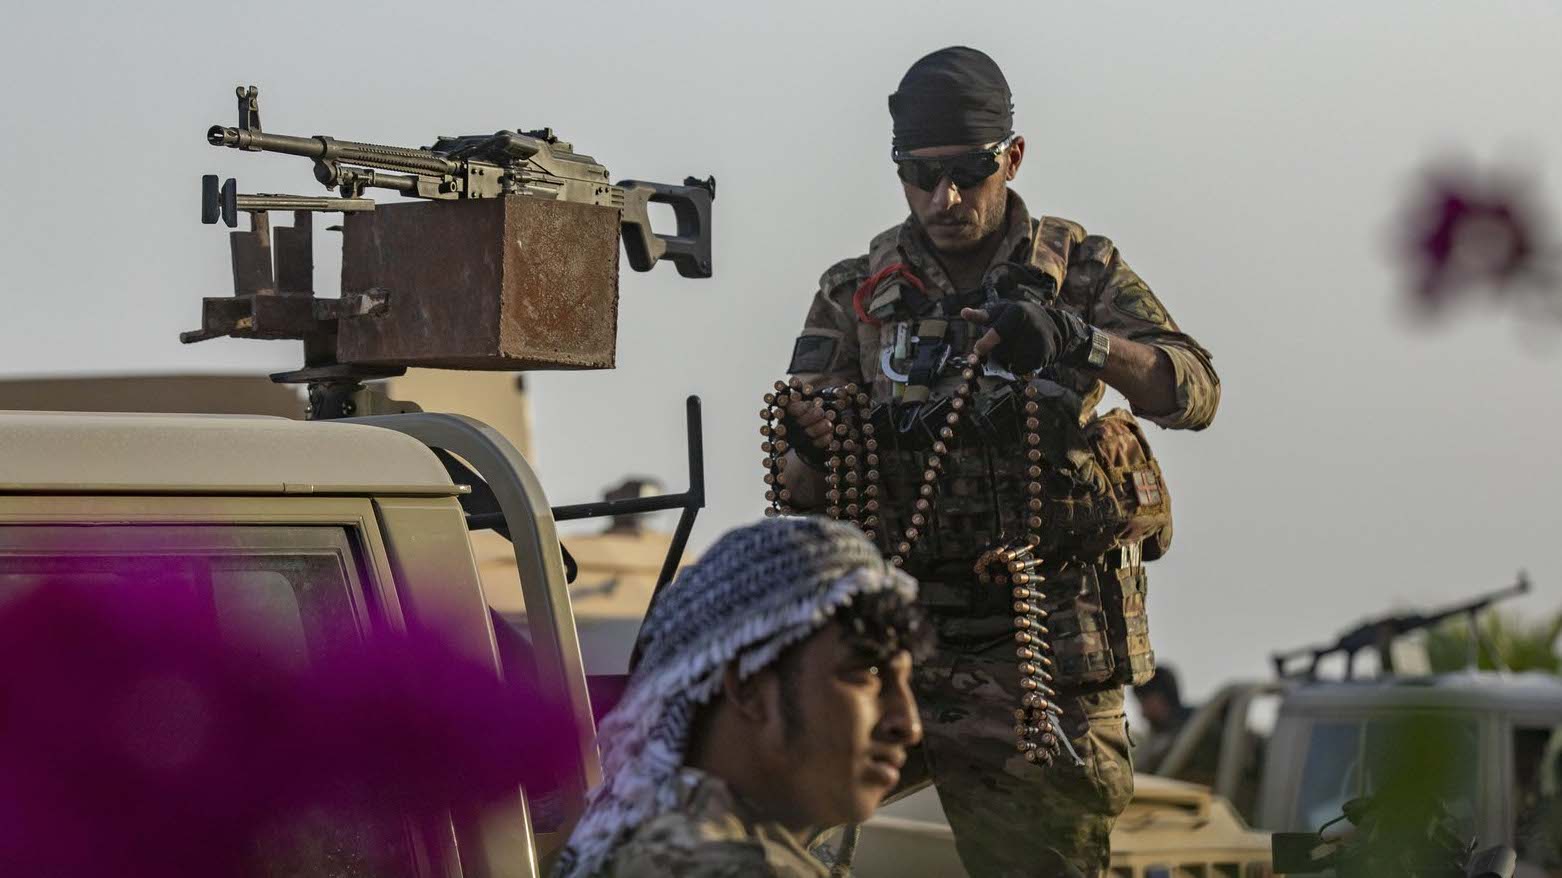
[[856, 217, 1168, 689]]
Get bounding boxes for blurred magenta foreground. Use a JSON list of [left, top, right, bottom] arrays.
[[1399, 161, 1556, 318], [0, 574, 572, 877]]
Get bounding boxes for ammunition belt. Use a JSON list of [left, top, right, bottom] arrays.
[[759, 365, 1163, 768]]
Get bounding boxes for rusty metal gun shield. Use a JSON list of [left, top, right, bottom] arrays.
[[337, 195, 621, 370]]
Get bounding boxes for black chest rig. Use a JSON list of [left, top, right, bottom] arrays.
[[847, 260, 1168, 564]]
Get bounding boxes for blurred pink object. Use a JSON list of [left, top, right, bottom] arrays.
[[1400, 162, 1553, 315], [0, 577, 571, 877]]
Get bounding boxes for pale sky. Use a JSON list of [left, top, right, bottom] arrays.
[[2, 0, 1559, 697]]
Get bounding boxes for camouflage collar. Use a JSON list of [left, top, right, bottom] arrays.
[[668, 768, 824, 872]]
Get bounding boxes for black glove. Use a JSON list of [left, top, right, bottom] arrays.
[[983, 300, 1093, 373]]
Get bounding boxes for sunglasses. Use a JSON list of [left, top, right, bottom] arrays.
[[892, 136, 1016, 191]]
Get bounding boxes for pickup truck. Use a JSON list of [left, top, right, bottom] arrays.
[[0, 408, 601, 877]]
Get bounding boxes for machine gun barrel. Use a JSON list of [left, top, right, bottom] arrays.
[[1396, 573, 1531, 636], [207, 126, 460, 177], [1272, 571, 1532, 679]]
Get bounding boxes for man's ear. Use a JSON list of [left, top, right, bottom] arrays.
[[1005, 135, 1026, 181], [720, 663, 771, 723]]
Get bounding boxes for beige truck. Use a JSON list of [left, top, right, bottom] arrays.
[[851, 772, 1272, 878], [0, 408, 603, 877]]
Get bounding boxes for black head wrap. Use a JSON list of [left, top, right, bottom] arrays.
[[888, 46, 1014, 151]]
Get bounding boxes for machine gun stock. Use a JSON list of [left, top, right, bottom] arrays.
[[1272, 572, 1531, 679]]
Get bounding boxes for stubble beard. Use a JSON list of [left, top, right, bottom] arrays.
[[927, 216, 1000, 256], [922, 198, 1005, 256]]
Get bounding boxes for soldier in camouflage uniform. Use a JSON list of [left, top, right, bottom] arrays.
[[778, 47, 1220, 876], [554, 517, 931, 878]]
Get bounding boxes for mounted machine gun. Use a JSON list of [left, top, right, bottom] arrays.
[[184, 85, 715, 419], [183, 82, 716, 637], [1271, 573, 1532, 679]]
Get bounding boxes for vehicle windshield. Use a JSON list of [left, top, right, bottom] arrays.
[[1293, 714, 1479, 835]]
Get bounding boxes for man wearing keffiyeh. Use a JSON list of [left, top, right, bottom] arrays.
[[554, 516, 932, 878]]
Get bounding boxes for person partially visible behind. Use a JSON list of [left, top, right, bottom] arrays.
[[553, 516, 931, 878], [1131, 666, 1193, 774]]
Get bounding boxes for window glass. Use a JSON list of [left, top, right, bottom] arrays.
[[1362, 715, 1479, 837], [0, 524, 423, 878], [0, 527, 363, 657], [1513, 724, 1562, 872], [1291, 715, 1480, 837], [244, 804, 421, 878], [1294, 720, 1363, 830], [209, 567, 314, 670]]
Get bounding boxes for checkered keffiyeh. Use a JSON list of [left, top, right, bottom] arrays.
[[553, 516, 917, 878]]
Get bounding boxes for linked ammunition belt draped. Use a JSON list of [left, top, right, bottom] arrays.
[[759, 356, 1170, 768], [760, 357, 1071, 766]]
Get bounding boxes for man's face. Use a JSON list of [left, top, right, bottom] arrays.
[[752, 624, 921, 828], [1137, 692, 1173, 731], [900, 137, 1024, 255]]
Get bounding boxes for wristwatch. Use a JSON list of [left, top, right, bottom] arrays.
[[1083, 327, 1111, 371]]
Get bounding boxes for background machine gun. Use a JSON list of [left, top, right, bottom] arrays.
[[1271, 573, 1531, 679], [185, 85, 715, 420]]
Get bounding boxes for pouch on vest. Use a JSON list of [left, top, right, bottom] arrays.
[[1083, 408, 1173, 561]]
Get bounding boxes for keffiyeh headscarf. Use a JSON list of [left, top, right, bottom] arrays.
[[554, 516, 918, 878]]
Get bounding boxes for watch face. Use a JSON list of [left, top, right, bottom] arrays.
[[1087, 329, 1111, 370]]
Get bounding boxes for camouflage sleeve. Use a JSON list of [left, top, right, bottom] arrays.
[[786, 256, 870, 386], [1089, 257, 1221, 431]]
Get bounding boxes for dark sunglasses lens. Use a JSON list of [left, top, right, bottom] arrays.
[[947, 155, 1000, 188], [896, 160, 945, 191], [896, 153, 1000, 190]]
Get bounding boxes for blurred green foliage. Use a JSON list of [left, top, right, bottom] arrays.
[[1422, 609, 1562, 674]]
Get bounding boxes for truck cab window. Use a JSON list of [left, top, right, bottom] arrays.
[[0, 525, 367, 657], [1513, 724, 1562, 874], [1293, 716, 1478, 836], [0, 523, 424, 878]]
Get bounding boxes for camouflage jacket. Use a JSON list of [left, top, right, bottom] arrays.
[[788, 192, 1220, 431], [598, 768, 828, 878]]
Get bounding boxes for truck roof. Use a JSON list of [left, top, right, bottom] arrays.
[[1280, 670, 1562, 715], [0, 411, 461, 496]]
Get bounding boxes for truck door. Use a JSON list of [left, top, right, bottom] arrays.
[[0, 501, 458, 878], [1505, 717, 1562, 875]]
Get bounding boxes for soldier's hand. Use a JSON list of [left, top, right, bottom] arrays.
[[963, 302, 1091, 373], [784, 398, 835, 450]]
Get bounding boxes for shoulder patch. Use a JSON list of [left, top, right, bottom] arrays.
[[788, 332, 839, 375], [1112, 283, 1169, 326]]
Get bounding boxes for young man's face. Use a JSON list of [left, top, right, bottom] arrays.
[[899, 137, 1024, 254], [753, 622, 921, 828]]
